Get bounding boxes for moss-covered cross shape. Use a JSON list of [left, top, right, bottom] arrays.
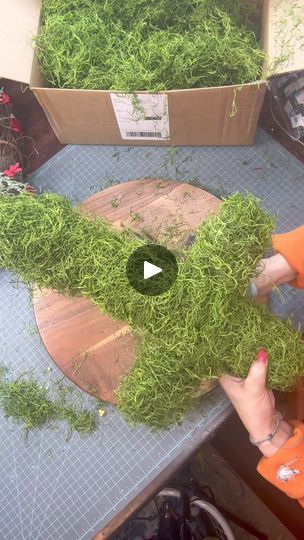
[[0, 192, 303, 429]]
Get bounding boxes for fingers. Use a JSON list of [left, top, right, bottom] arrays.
[[220, 349, 268, 398], [219, 375, 243, 400], [253, 254, 297, 295], [245, 349, 268, 392], [219, 374, 243, 387], [246, 282, 257, 298], [252, 257, 277, 296]]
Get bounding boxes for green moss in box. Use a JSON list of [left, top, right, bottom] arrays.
[[0, 192, 303, 429], [36, 0, 265, 91]]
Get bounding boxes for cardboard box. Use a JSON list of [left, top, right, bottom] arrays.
[[1, 0, 303, 146]]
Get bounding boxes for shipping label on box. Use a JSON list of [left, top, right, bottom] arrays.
[[110, 93, 170, 141]]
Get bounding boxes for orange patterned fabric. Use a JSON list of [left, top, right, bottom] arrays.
[[272, 225, 304, 288], [257, 422, 304, 507]]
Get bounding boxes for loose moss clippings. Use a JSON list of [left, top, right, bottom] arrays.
[[267, 0, 304, 76], [0, 368, 97, 434], [0, 192, 303, 429], [36, 0, 265, 91]]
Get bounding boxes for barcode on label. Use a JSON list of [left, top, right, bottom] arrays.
[[125, 131, 162, 138], [144, 116, 162, 121], [111, 93, 170, 141]]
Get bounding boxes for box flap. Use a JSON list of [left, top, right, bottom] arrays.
[[0, 0, 41, 84], [262, 0, 304, 77]]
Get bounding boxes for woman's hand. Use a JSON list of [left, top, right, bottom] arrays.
[[220, 350, 293, 458], [252, 253, 297, 296]]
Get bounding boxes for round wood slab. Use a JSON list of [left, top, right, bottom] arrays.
[[33, 179, 222, 403]]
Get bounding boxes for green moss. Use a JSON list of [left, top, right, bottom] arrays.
[[0, 369, 97, 434], [0, 191, 303, 429], [36, 0, 265, 91]]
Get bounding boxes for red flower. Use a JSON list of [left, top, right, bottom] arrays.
[[9, 116, 23, 134], [0, 93, 10, 104], [3, 162, 22, 177]]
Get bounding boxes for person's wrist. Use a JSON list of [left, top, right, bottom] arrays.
[[256, 421, 293, 458], [246, 419, 274, 442], [275, 254, 297, 285]]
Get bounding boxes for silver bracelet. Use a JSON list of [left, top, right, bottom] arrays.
[[249, 411, 283, 446]]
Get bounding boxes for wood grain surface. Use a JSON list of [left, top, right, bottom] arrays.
[[33, 179, 222, 402]]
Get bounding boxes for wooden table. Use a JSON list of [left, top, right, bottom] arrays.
[[33, 179, 221, 403]]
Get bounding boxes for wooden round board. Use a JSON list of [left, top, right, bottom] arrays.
[[33, 179, 222, 403]]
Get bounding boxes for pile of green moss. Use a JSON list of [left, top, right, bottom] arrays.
[[0, 192, 303, 429], [0, 367, 97, 434], [36, 0, 265, 91]]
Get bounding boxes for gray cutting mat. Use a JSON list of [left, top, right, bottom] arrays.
[[0, 128, 303, 540]]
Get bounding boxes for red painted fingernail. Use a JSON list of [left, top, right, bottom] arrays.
[[257, 348, 268, 363]]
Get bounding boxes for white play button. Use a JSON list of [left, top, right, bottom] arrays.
[[126, 244, 178, 296], [144, 260, 162, 280]]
